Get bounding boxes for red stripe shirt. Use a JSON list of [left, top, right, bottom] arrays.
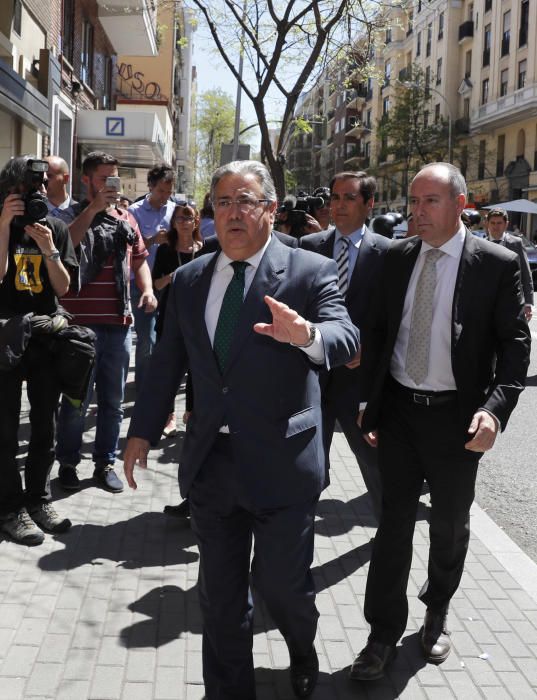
[[61, 208, 148, 326]]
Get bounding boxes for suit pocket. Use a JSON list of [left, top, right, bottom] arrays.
[[285, 407, 318, 437]]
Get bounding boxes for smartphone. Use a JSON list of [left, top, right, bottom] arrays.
[[105, 176, 121, 191]]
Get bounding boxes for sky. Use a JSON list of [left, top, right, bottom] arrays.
[[191, 19, 280, 153]]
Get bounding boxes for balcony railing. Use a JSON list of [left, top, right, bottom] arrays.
[[458, 20, 474, 42]]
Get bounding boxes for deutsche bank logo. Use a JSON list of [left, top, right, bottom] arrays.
[[106, 117, 125, 136]]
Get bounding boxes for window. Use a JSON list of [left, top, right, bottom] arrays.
[[481, 78, 489, 104], [425, 66, 431, 94], [407, 12, 413, 35], [501, 11, 511, 56], [478, 140, 486, 179], [519, 0, 529, 46], [102, 56, 113, 109], [435, 104, 441, 123], [424, 111, 429, 128], [483, 24, 491, 66], [436, 58, 442, 85], [80, 20, 94, 86], [497, 135, 505, 176], [384, 60, 391, 86], [416, 31, 421, 56], [500, 69, 508, 97], [438, 12, 444, 39], [463, 98, 470, 119], [465, 50, 472, 78], [386, 28, 392, 44], [461, 146, 468, 178], [518, 59, 527, 89], [13, 0, 22, 35], [366, 109, 372, 128], [417, 0, 422, 12], [485, 0, 492, 11], [426, 23, 432, 56], [383, 97, 390, 115]]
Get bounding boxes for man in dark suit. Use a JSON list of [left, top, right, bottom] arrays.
[[123, 161, 359, 699], [485, 207, 533, 321], [301, 171, 390, 519], [350, 163, 530, 681]]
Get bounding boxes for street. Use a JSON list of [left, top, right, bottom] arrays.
[[475, 315, 537, 563]]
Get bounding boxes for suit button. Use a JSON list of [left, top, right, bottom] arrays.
[[222, 387, 229, 394]]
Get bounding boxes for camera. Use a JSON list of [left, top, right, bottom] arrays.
[[15, 159, 49, 226], [105, 176, 121, 191], [276, 192, 326, 237], [371, 212, 404, 238]]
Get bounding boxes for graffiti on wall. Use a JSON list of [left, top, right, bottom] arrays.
[[117, 63, 168, 101]]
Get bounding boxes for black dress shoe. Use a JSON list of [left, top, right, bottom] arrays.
[[289, 646, 318, 698], [349, 640, 396, 681], [421, 609, 451, 664], [163, 500, 190, 518]]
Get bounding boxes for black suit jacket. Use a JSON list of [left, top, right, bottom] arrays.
[[128, 236, 359, 508], [300, 226, 390, 411], [495, 233, 534, 305], [361, 231, 531, 433]]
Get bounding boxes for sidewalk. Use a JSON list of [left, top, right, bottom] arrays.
[[1, 363, 537, 699]]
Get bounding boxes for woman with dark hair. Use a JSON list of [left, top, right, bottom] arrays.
[[152, 203, 203, 437], [199, 192, 215, 240]]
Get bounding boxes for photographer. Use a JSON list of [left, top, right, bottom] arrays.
[[0, 155, 78, 546], [275, 193, 324, 239]]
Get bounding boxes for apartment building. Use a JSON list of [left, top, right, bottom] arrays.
[[287, 0, 537, 230]]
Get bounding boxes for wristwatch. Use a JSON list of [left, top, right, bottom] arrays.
[[290, 323, 317, 348], [45, 249, 61, 261]]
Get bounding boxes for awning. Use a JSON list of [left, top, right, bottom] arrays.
[[76, 110, 165, 168], [483, 199, 537, 214]]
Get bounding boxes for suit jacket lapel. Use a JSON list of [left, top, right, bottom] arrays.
[[347, 227, 373, 298], [224, 237, 287, 374], [452, 230, 481, 348], [189, 252, 221, 374]]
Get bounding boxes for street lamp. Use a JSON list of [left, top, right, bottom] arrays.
[[400, 80, 453, 163]]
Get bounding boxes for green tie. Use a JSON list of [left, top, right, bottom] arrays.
[[213, 261, 248, 373]]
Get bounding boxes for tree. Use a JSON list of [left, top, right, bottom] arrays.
[[194, 88, 251, 202], [186, 1, 380, 199]]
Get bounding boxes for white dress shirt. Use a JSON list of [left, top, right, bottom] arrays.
[[205, 235, 325, 364], [390, 227, 466, 391]]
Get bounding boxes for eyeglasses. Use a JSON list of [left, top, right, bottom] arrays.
[[213, 197, 270, 213], [174, 216, 195, 223], [173, 198, 197, 207]]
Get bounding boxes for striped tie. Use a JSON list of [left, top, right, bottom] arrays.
[[336, 237, 350, 297]]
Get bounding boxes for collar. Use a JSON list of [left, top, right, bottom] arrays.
[[419, 225, 466, 260], [334, 225, 365, 247], [488, 233, 506, 243], [47, 196, 72, 211], [142, 194, 171, 212], [215, 234, 272, 273]]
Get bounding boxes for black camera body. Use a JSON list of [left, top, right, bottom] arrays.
[[371, 212, 404, 238], [14, 159, 49, 227], [277, 193, 326, 236]]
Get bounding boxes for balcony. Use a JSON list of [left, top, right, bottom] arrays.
[[346, 87, 367, 110], [97, 0, 158, 56], [455, 117, 470, 134], [458, 20, 474, 42], [473, 83, 537, 131]]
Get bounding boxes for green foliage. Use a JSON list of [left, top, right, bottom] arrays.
[[193, 88, 251, 203]]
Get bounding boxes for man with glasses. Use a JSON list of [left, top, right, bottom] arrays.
[[124, 161, 359, 699], [301, 171, 390, 520]]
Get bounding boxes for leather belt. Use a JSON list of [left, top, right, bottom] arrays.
[[389, 377, 457, 407]]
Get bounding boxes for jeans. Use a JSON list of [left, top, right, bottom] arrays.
[[0, 344, 61, 516], [56, 324, 131, 469], [130, 279, 157, 391]]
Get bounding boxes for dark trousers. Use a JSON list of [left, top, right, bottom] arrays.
[[0, 347, 61, 517], [364, 387, 480, 645], [189, 436, 319, 700], [323, 399, 382, 519]]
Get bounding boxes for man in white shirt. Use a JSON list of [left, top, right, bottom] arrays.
[[350, 162, 531, 681], [123, 161, 360, 699], [44, 156, 77, 224]]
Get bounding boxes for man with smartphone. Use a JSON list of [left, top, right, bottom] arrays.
[[55, 151, 157, 494], [127, 164, 177, 390]]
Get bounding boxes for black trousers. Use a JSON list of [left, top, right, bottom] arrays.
[[364, 386, 480, 645], [189, 435, 319, 700], [0, 347, 61, 517], [323, 399, 382, 519]]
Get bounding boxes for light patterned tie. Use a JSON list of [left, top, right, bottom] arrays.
[[405, 248, 445, 385], [336, 237, 350, 297], [213, 261, 248, 373]]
